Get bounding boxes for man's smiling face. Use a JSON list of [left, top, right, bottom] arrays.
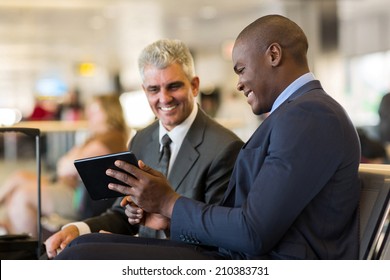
[[142, 63, 199, 131]]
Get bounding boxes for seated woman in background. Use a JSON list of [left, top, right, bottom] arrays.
[[0, 94, 130, 237]]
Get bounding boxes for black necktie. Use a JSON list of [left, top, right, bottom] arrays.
[[159, 134, 172, 176], [139, 134, 172, 239]]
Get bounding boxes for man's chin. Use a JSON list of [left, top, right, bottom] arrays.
[[160, 119, 178, 130]]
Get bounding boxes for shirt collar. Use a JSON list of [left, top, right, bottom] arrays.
[[159, 102, 198, 146], [270, 72, 315, 114]]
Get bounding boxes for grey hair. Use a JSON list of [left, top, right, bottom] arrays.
[[138, 39, 196, 81]]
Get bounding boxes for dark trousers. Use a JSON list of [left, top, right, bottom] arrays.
[[55, 233, 226, 260]]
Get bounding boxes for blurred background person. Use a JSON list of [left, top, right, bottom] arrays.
[[57, 88, 84, 121], [28, 96, 60, 121], [0, 94, 130, 237], [378, 92, 390, 144], [357, 128, 388, 164]]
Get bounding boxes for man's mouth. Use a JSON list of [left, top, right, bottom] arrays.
[[160, 105, 177, 111], [245, 91, 253, 98]]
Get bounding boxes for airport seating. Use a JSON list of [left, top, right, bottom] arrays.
[[358, 164, 390, 259]]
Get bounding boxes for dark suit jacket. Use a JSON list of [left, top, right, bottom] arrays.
[[171, 81, 361, 259], [84, 108, 244, 235]]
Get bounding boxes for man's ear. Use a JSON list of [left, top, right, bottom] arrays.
[[191, 76, 200, 97], [266, 43, 282, 67]]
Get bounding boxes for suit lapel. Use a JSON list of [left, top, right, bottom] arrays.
[[168, 109, 205, 191], [142, 128, 161, 169]]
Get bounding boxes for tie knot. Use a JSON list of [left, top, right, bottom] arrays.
[[161, 134, 172, 147]]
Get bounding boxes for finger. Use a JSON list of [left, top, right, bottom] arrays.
[[46, 247, 57, 259], [106, 168, 137, 186], [47, 251, 56, 259], [128, 217, 140, 225], [138, 160, 163, 176], [125, 205, 143, 218], [125, 202, 142, 211], [125, 204, 137, 213], [120, 196, 127, 207], [117, 159, 163, 178], [125, 208, 141, 223], [60, 233, 77, 250], [124, 206, 134, 217], [113, 160, 138, 174], [108, 182, 134, 195], [60, 242, 67, 250], [120, 196, 132, 207], [45, 238, 61, 258], [138, 160, 147, 170]]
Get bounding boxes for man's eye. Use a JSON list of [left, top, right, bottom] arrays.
[[168, 83, 183, 90], [148, 87, 159, 93], [171, 84, 181, 90], [234, 66, 244, 75]]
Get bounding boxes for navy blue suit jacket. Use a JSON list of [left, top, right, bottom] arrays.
[[171, 81, 360, 259]]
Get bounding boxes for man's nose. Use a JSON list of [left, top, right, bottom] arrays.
[[159, 88, 173, 102]]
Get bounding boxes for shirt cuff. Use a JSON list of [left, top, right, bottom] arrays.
[[62, 221, 91, 236]]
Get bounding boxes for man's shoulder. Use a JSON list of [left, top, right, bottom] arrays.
[[196, 111, 243, 143], [129, 121, 158, 147], [134, 120, 159, 136]]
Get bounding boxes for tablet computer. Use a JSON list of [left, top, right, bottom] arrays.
[[74, 151, 138, 200]]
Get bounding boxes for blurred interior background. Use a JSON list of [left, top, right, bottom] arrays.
[[2, 0, 390, 240], [1, 0, 390, 165]]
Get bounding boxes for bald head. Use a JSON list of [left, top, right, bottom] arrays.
[[237, 15, 309, 67], [232, 15, 311, 115]]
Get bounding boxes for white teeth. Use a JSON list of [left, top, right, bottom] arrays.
[[248, 91, 253, 98], [161, 105, 176, 111]]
